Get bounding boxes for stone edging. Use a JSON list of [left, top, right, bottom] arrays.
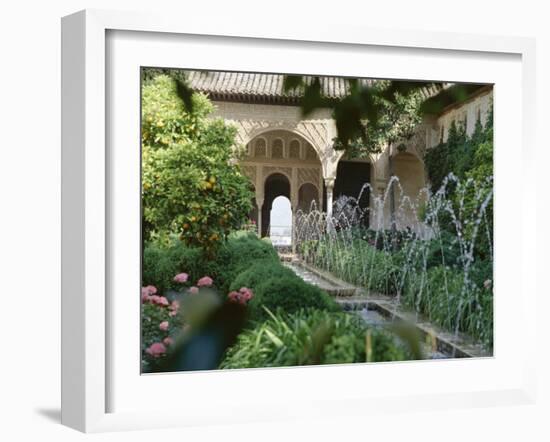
[[337, 298, 491, 359]]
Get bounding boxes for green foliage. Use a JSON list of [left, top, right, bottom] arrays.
[[141, 74, 211, 148], [229, 259, 296, 293], [360, 82, 424, 155], [141, 303, 173, 354], [142, 232, 278, 294], [141, 293, 182, 372], [302, 233, 401, 296], [248, 277, 338, 322], [141, 67, 196, 113], [402, 265, 493, 347], [141, 74, 253, 250], [208, 235, 339, 322], [142, 240, 202, 294], [283, 75, 430, 150], [332, 81, 424, 158], [424, 109, 493, 261], [424, 110, 493, 191], [220, 309, 409, 369], [212, 232, 280, 292], [463, 119, 494, 260], [422, 230, 463, 269], [299, 227, 493, 348]]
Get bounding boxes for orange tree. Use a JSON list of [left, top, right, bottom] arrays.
[[141, 74, 253, 253]]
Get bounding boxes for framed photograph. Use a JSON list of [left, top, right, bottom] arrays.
[[61, 9, 537, 432]]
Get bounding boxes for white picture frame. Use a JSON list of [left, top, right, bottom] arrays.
[[61, 9, 537, 433]]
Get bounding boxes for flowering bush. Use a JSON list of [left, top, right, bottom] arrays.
[[196, 276, 213, 287], [142, 271, 256, 371], [142, 240, 205, 294], [173, 272, 189, 283], [141, 284, 181, 370], [227, 287, 254, 305]]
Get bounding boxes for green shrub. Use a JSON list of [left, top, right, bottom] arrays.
[[142, 240, 204, 294], [229, 259, 296, 293], [248, 277, 338, 322], [141, 286, 182, 372], [220, 309, 409, 369], [423, 231, 463, 269], [142, 231, 279, 294], [223, 239, 338, 322], [424, 109, 493, 262], [212, 232, 279, 292]]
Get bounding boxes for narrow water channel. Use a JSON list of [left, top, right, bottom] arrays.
[[284, 260, 449, 360]]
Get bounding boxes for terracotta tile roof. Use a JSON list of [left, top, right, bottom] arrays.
[[186, 71, 372, 104], [185, 70, 451, 105]]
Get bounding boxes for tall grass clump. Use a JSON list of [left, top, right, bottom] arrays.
[[220, 308, 411, 369]]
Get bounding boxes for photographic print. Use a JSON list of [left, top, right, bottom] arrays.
[[140, 68, 493, 373]]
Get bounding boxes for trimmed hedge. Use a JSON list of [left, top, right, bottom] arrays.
[[143, 231, 339, 326], [142, 232, 278, 293], [229, 259, 296, 293], [213, 231, 279, 292], [142, 240, 204, 294], [248, 277, 338, 322], [229, 258, 338, 322]]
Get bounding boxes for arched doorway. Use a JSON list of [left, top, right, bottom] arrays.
[[270, 196, 292, 246], [298, 183, 319, 213], [391, 152, 426, 228], [262, 173, 290, 237], [333, 160, 371, 226]]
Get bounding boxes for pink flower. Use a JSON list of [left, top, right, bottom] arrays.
[[197, 276, 213, 287], [168, 300, 180, 316], [188, 286, 199, 295], [141, 285, 157, 302], [144, 285, 157, 295], [227, 287, 254, 305], [173, 272, 189, 283], [149, 295, 160, 304], [239, 287, 253, 301], [145, 342, 166, 357], [228, 291, 240, 303], [163, 337, 174, 346], [157, 296, 170, 306], [159, 321, 169, 331]]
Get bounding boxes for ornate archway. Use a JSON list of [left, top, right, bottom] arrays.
[[262, 173, 291, 237]]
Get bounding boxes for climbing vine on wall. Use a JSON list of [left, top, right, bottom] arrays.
[[424, 108, 493, 191], [424, 107, 494, 261]]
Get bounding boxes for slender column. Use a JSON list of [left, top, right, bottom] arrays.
[[388, 144, 396, 232], [318, 168, 324, 211], [256, 196, 264, 237], [290, 167, 299, 211], [324, 177, 335, 231]]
